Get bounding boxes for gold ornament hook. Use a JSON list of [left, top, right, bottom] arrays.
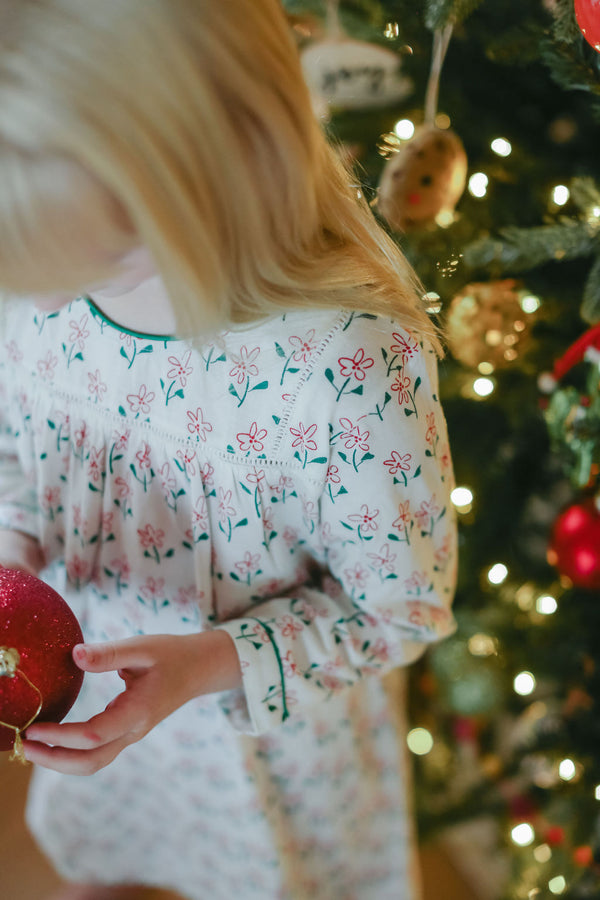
[[0, 645, 44, 763]]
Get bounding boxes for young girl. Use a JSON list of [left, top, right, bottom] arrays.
[[0, 2, 457, 899]]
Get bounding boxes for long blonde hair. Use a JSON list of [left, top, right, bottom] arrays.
[[0, 0, 441, 351]]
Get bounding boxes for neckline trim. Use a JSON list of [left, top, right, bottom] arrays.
[[83, 296, 179, 343]]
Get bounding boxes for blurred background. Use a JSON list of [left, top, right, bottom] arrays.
[[283, 1, 600, 898]]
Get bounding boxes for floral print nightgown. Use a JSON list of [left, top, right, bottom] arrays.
[[0, 297, 457, 900]]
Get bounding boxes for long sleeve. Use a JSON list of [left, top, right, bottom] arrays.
[[0, 328, 39, 538], [216, 315, 457, 735]]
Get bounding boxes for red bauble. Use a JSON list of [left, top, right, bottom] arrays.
[[548, 498, 600, 590], [575, 0, 600, 52], [0, 569, 84, 751]]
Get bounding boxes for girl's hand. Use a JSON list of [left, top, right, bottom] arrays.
[[22, 631, 242, 775], [0, 528, 45, 576]]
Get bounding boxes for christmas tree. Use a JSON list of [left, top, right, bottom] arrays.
[[283, 1, 600, 898]]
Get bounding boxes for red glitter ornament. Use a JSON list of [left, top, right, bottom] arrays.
[[0, 568, 84, 757], [575, 0, 600, 53], [548, 498, 600, 590]]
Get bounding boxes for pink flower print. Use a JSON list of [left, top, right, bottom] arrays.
[[272, 474, 294, 495], [415, 496, 440, 531], [69, 314, 90, 350], [348, 504, 379, 533], [88, 369, 107, 402], [405, 572, 430, 595], [277, 614, 303, 639], [326, 465, 341, 484], [115, 475, 132, 498], [158, 462, 176, 496], [289, 422, 317, 452], [192, 496, 208, 532], [282, 650, 300, 678], [101, 512, 114, 534], [302, 498, 318, 522], [367, 543, 397, 574], [384, 450, 412, 476], [289, 329, 317, 362], [392, 500, 411, 533], [167, 350, 193, 388], [74, 422, 89, 450], [140, 576, 166, 601], [252, 623, 271, 644], [66, 554, 90, 585], [137, 523, 165, 550], [174, 585, 203, 613], [5, 340, 22, 363], [391, 370, 412, 406], [37, 350, 58, 380], [112, 428, 130, 451], [440, 444, 452, 471], [246, 467, 266, 492], [435, 535, 451, 568], [41, 486, 60, 509], [229, 345, 260, 384], [339, 418, 370, 452], [262, 506, 274, 532], [218, 487, 236, 523], [234, 550, 261, 577], [72, 505, 83, 529], [338, 348, 374, 381], [391, 330, 419, 359], [344, 562, 369, 590], [186, 407, 213, 442], [135, 442, 152, 470], [282, 527, 298, 548], [237, 422, 267, 453], [110, 556, 130, 580], [176, 447, 197, 477], [127, 384, 155, 415], [425, 412, 437, 446], [200, 461, 214, 486], [88, 446, 106, 483], [371, 638, 390, 663]]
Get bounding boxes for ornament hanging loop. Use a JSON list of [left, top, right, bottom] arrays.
[[0, 646, 43, 764], [424, 24, 453, 125]]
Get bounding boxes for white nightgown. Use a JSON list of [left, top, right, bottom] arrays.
[[0, 297, 457, 900]]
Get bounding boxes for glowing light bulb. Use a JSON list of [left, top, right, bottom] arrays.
[[520, 294, 541, 314], [473, 377, 495, 397], [384, 22, 399, 39], [559, 758, 576, 781], [478, 362, 494, 375], [552, 185, 570, 206], [394, 119, 415, 140], [536, 595, 557, 615], [595, 784, 600, 801], [487, 563, 508, 585], [534, 844, 552, 863], [406, 727, 434, 755], [511, 823, 535, 846], [469, 172, 489, 198], [548, 875, 566, 895], [451, 487, 473, 510], [491, 138, 512, 157], [514, 671, 536, 696], [435, 113, 451, 130]]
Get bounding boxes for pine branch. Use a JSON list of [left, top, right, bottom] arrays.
[[463, 221, 600, 272], [581, 253, 600, 324]]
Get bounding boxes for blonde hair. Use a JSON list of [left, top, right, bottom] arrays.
[[0, 0, 441, 351]]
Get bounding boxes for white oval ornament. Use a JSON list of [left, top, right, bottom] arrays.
[[301, 38, 412, 111]]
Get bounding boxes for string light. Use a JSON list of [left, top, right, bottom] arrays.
[[435, 112, 451, 129], [534, 844, 552, 863], [514, 671, 536, 696], [536, 594, 558, 615], [595, 784, 600, 801], [478, 361, 494, 374], [473, 376, 495, 397], [558, 758, 576, 781], [520, 294, 541, 314], [384, 22, 399, 39], [552, 185, 570, 206], [491, 137, 512, 157], [394, 118, 415, 140], [468, 633, 498, 656], [406, 727, 434, 755], [511, 823, 535, 846], [451, 486, 473, 512], [487, 563, 508, 585], [469, 172, 489, 198], [548, 875, 566, 895]]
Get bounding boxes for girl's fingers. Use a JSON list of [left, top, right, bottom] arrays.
[[72, 638, 157, 673], [22, 733, 131, 776]]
